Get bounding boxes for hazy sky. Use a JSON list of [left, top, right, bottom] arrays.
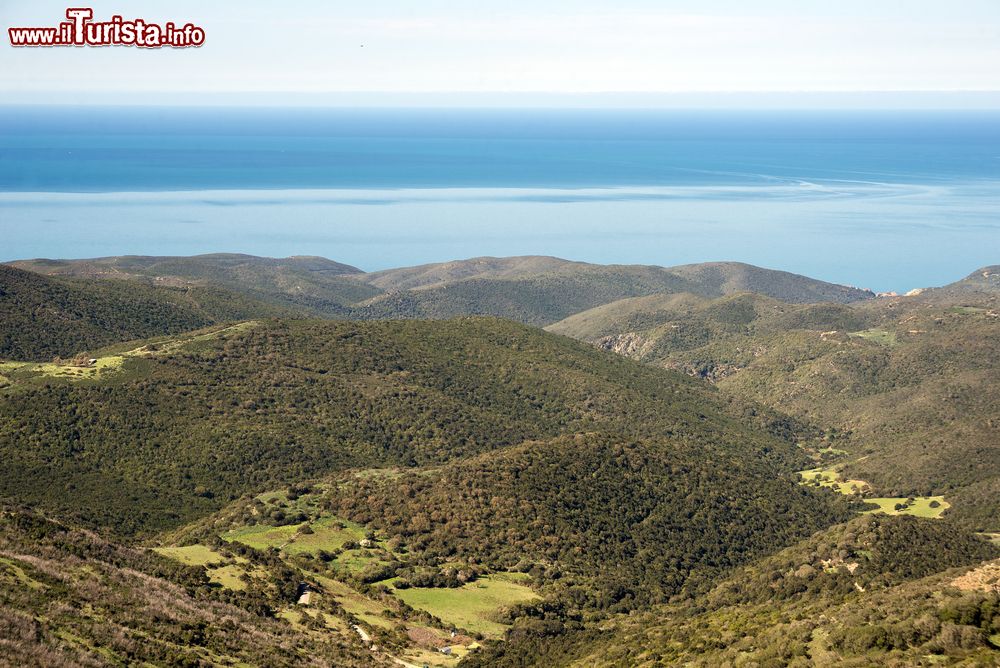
[[2, 1, 1000, 102]]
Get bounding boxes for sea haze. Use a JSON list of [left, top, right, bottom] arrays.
[[1, 106, 999, 292]]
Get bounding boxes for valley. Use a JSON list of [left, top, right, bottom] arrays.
[[1, 254, 998, 666]]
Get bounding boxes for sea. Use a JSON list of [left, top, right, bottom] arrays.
[[2, 106, 999, 292]]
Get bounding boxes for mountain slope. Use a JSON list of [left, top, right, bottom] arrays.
[[10, 254, 873, 327], [937, 265, 1000, 295], [0, 318, 829, 537], [466, 515, 1000, 667], [363, 255, 583, 291], [356, 259, 873, 326], [324, 431, 853, 610], [0, 507, 378, 667], [9, 254, 381, 315], [0, 264, 293, 361], [549, 289, 1000, 530]]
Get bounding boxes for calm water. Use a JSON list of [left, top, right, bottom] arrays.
[[2, 106, 999, 291]]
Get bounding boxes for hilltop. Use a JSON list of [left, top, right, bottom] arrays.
[[936, 265, 1000, 295], [548, 289, 1000, 530], [0, 317, 834, 538], [355, 258, 873, 325], [9, 253, 379, 316], [0, 264, 293, 361], [8, 254, 874, 328], [466, 515, 1000, 666]]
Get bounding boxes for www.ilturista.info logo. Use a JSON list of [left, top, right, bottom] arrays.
[[8, 8, 205, 48]]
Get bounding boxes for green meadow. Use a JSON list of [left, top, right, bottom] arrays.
[[391, 573, 539, 637]]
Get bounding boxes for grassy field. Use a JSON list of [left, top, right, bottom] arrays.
[[282, 516, 367, 555], [153, 544, 227, 566], [309, 574, 397, 630], [221, 523, 302, 551], [0, 556, 46, 590], [154, 544, 259, 590], [207, 564, 249, 590], [848, 328, 898, 347], [0, 355, 125, 384], [0, 322, 262, 391], [800, 469, 949, 519], [862, 496, 950, 519], [401, 647, 462, 668], [221, 514, 370, 558], [799, 468, 869, 495], [391, 573, 539, 637]]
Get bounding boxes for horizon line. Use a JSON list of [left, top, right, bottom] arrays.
[[5, 90, 1000, 110]]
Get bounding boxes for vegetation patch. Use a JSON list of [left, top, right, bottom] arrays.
[[221, 523, 302, 551], [391, 573, 540, 637], [863, 496, 950, 519], [800, 467, 869, 495], [0, 355, 125, 385], [207, 563, 251, 590], [282, 516, 367, 556], [0, 556, 46, 590], [848, 328, 898, 347], [153, 544, 227, 566]]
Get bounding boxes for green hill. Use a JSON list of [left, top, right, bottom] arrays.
[[356, 260, 872, 326], [10, 254, 873, 327], [0, 506, 376, 667], [324, 431, 852, 611], [0, 317, 838, 538], [0, 264, 294, 361], [466, 515, 1000, 667], [9, 254, 381, 316], [363, 255, 585, 291], [548, 290, 1000, 530]]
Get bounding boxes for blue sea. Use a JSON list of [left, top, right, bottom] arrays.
[[2, 106, 999, 292]]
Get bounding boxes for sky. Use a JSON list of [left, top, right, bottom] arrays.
[[2, 0, 1000, 104]]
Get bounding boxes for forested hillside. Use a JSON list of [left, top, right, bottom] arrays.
[[0, 507, 379, 667], [465, 515, 1000, 667], [549, 290, 1000, 530], [0, 318, 832, 538], [10, 254, 381, 316], [0, 265, 293, 361]]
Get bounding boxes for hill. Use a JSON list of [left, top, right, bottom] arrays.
[[363, 255, 583, 291], [0, 506, 378, 667], [0, 317, 837, 538], [465, 515, 1000, 667], [9, 254, 381, 316], [9, 254, 873, 327], [548, 290, 1000, 530], [0, 264, 293, 361], [936, 265, 1000, 295], [356, 259, 873, 326], [324, 430, 852, 610]]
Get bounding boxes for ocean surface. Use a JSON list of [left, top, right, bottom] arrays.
[[2, 106, 999, 291]]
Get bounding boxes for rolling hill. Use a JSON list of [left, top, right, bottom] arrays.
[[1, 256, 998, 667], [0, 264, 294, 361], [9, 253, 381, 316], [936, 265, 1000, 296], [8, 254, 874, 328], [355, 259, 873, 325], [0, 317, 838, 539], [548, 289, 1000, 530], [0, 506, 379, 667], [465, 515, 1000, 667]]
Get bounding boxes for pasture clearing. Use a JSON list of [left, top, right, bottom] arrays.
[[848, 328, 898, 347], [154, 544, 227, 567], [862, 496, 949, 518], [391, 573, 539, 637]]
